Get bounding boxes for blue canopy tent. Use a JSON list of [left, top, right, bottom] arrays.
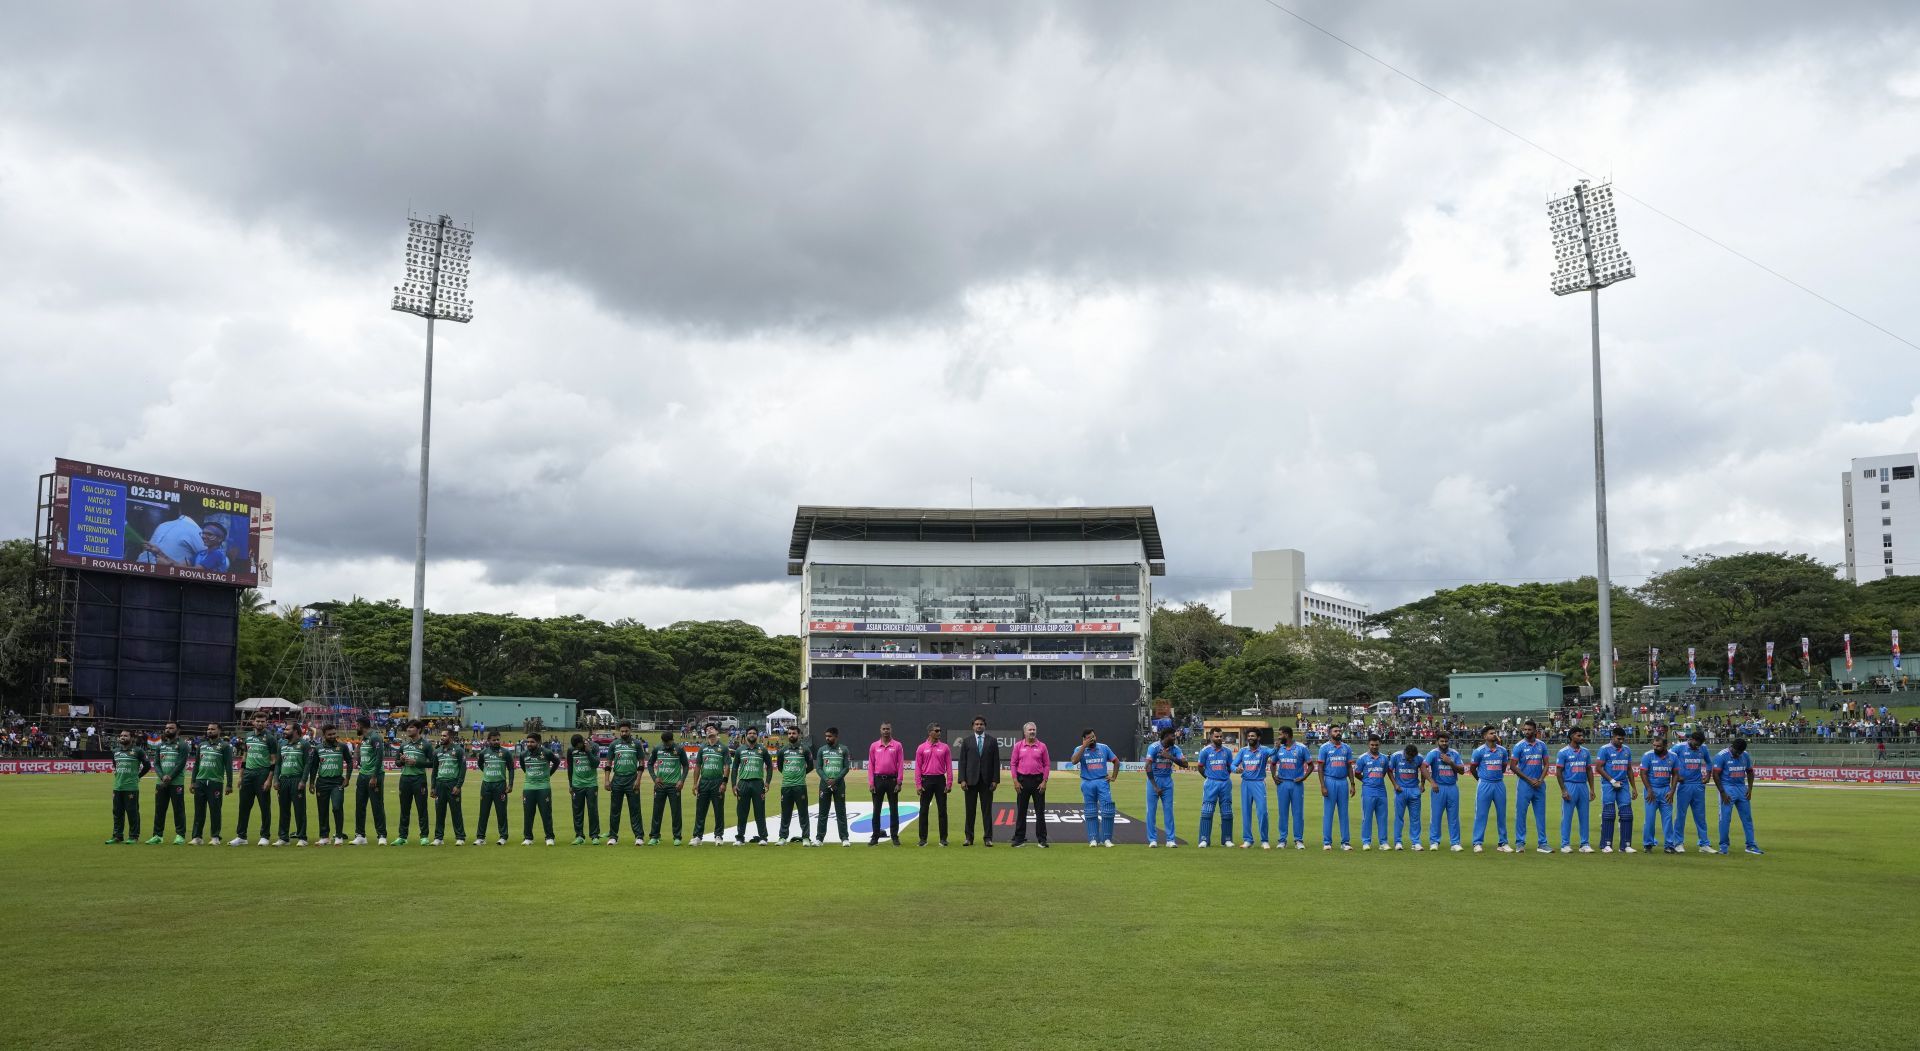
[[1397, 687, 1434, 712]]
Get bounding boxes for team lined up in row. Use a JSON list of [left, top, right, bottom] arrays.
[[1150, 720, 1764, 855]]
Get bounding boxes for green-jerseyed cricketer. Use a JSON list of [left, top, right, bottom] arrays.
[[395, 736, 434, 841], [275, 734, 313, 843], [355, 734, 388, 840], [309, 737, 352, 841], [150, 734, 191, 839], [775, 738, 814, 842], [234, 727, 279, 841], [649, 738, 687, 842], [519, 741, 557, 842], [475, 740, 515, 841], [731, 740, 773, 843], [604, 734, 648, 842], [432, 738, 468, 842], [691, 738, 730, 842], [191, 736, 234, 841]]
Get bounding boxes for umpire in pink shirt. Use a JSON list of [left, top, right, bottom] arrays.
[[1008, 722, 1051, 848], [914, 723, 954, 846], [866, 722, 904, 845]]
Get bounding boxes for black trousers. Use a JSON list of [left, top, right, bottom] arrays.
[[397, 777, 429, 836], [693, 781, 727, 839], [608, 784, 645, 839], [917, 776, 949, 844], [355, 778, 387, 838], [275, 777, 308, 841], [476, 782, 510, 840], [523, 788, 555, 840], [650, 784, 683, 840], [735, 782, 768, 841], [778, 784, 810, 840], [236, 771, 272, 838], [816, 780, 848, 841], [313, 779, 346, 839], [191, 782, 225, 839], [571, 787, 601, 839], [869, 775, 901, 841], [1012, 774, 1048, 844], [111, 790, 140, 840], [152, 783, 186, 837], [963, 783, 997, 843], [433, 784, 466, 840]]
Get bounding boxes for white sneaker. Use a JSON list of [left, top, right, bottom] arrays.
[[377, 837, 388, 845], [1323, 844, 1332, 851], [1674, 845, 1686, 854], [1089, 841, 1099, 848], [1496, 845, 1513, 853], [1103, 840, 1114, 848], [1624, 845, 1638, 854], [1450, 844, 1462, 852], [1601, 845, 1613, 853], [228, 837, 244, 846], [472, 838, 484, 846], [523, 839, 533, 846], [269, 840, 281, 848], [1396, 843, 1407, 851], [1294, 841, 1305, 850], [431, 839, 442, 847], [497, 838, 506, 845], [606, 837, 619, 846], [454, 839, 465, 846], [841, 840, 851, 847], [1262, 842, 1272, 850], [545, 838, 555, 846], [1169, 842, 1179, 849], [1473, 845, 1484, 853], [1361, 843, 1371, 851], [1536, 847, 1551, 854], [1240, 841, 1250, 849], [295, 840, 307, 847], [1197, 841, 1208, 849], [334, 837, 344, 845], [1148, 841, 1159, 849], [691, 839, 703, 846], [1410, 843, 1422, 851], [1340, 844, 1352, 852], [1578, 845, 1594, 853]]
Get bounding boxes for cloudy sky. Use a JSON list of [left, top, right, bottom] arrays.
[[4, 2, 1918, 633]]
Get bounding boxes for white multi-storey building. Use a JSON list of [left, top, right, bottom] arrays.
[[1228, 548, 1370, 635], [1843, 453, 1920, 582]]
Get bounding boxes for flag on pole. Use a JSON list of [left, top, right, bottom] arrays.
[[1581, 652, 1591, 686], [1612, 647, 1619, 676], [1649, 647, 1660, 686], [1894, 630, 1903, 672], [1687, 646, 1697, 685], [1800, 636, 1810, 674], [1845, 633, 1853, 671], [1726, 641, 1737, 680], [1765, 641, 1774, 682]]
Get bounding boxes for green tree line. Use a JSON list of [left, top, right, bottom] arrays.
[[1149, 552, 1920, 715]]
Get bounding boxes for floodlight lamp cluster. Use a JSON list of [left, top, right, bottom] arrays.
[[390, 215, 475, 323], [1547, 181, 1634, 296]]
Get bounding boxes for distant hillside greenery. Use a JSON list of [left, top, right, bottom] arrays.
[[1149, 552, 1920, 713]]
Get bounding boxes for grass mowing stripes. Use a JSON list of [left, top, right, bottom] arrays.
[[3, 774, 1917, 1050]]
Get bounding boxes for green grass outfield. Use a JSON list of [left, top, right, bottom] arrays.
[[4, 774, 1918, 1051]]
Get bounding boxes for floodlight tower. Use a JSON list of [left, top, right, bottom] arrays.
[[1548, 181, 1634, 715], [391, 214, 474, 718]]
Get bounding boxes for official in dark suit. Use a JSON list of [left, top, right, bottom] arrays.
[[957, 715, 1001, 846]]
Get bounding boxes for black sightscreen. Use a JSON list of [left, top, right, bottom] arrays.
[[68, 570, 238, 723]]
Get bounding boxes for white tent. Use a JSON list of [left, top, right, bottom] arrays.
[[764, 707, 798, 733], [235, 697, 300, 712]]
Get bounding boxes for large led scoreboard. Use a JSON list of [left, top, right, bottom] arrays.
[[37, 459, 275, 724]]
